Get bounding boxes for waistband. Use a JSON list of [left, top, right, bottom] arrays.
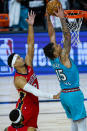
[[62, 87, 80, 93]]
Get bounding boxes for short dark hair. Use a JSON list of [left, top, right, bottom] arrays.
[[43, 43, 55, 59], [7, 53, 16, 67], [9, 109, 20, 122]]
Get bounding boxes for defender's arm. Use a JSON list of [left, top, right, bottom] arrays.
[[14, 76, 54, 99], [25, 11, 35, 67]]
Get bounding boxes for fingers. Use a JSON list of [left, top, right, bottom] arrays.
[[57, 5, 62, 12], [25, 10, 36, 25], [28, 10, 36, 17], [60, 4, 62, 9], [53, 11, 58, 16], [53, 5, 64, 17], [53, 93, 60, 99]]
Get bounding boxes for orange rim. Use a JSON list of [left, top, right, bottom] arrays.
[[64, 10, 87, 19], [83, 11, 87, 19]]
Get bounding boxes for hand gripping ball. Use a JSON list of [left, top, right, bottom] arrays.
[[46, 0, 61, 16]]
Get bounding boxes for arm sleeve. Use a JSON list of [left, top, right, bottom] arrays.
[[23, 83, 53, 99]]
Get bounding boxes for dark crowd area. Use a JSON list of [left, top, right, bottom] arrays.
[[0, 0, 87, 32]]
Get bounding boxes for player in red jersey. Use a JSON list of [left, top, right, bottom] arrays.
[[4, 109, 31, 131], [7, 11, 60, 131]]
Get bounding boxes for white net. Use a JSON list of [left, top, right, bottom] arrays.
[[61, 10, 83, 47]]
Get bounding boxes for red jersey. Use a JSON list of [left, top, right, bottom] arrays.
[[7, 125, 28, 131], [14, 66, 39, 128]]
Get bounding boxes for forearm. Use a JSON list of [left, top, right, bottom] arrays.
[[47, 16, 56, 42], [60, 18, 70, 35], [23, 83, 53, 98], [27, 25, 34, 45], [60, 18, 71, 47]]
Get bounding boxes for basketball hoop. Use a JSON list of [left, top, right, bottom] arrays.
[[61, 10, 87, 47]]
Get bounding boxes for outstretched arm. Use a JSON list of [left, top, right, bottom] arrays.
[[54, 5, 71, 57], [46, 11, 56, 44], [14, 76, 60, 99], [25, 11, 35, 67]]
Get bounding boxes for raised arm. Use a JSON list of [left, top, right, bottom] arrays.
[[25, 11, 35, 67], [46, 11, 56, 44], [54, 6, 71, 57]]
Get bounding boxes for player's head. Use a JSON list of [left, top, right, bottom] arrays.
[[7, 53, 25, 68], [9, 109, 24, 124], [43, 42, 62, 59]]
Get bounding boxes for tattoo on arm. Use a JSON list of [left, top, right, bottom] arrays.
[[60, 18, 71, 53]]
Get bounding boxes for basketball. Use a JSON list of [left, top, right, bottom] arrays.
[[46, 0, 61, 16]]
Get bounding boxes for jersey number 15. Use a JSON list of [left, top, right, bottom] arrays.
[[55, 69, 67, 81]]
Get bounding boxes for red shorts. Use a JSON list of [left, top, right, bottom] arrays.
[[7, 125, 29, 131], [16, 101, 39, 128]]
